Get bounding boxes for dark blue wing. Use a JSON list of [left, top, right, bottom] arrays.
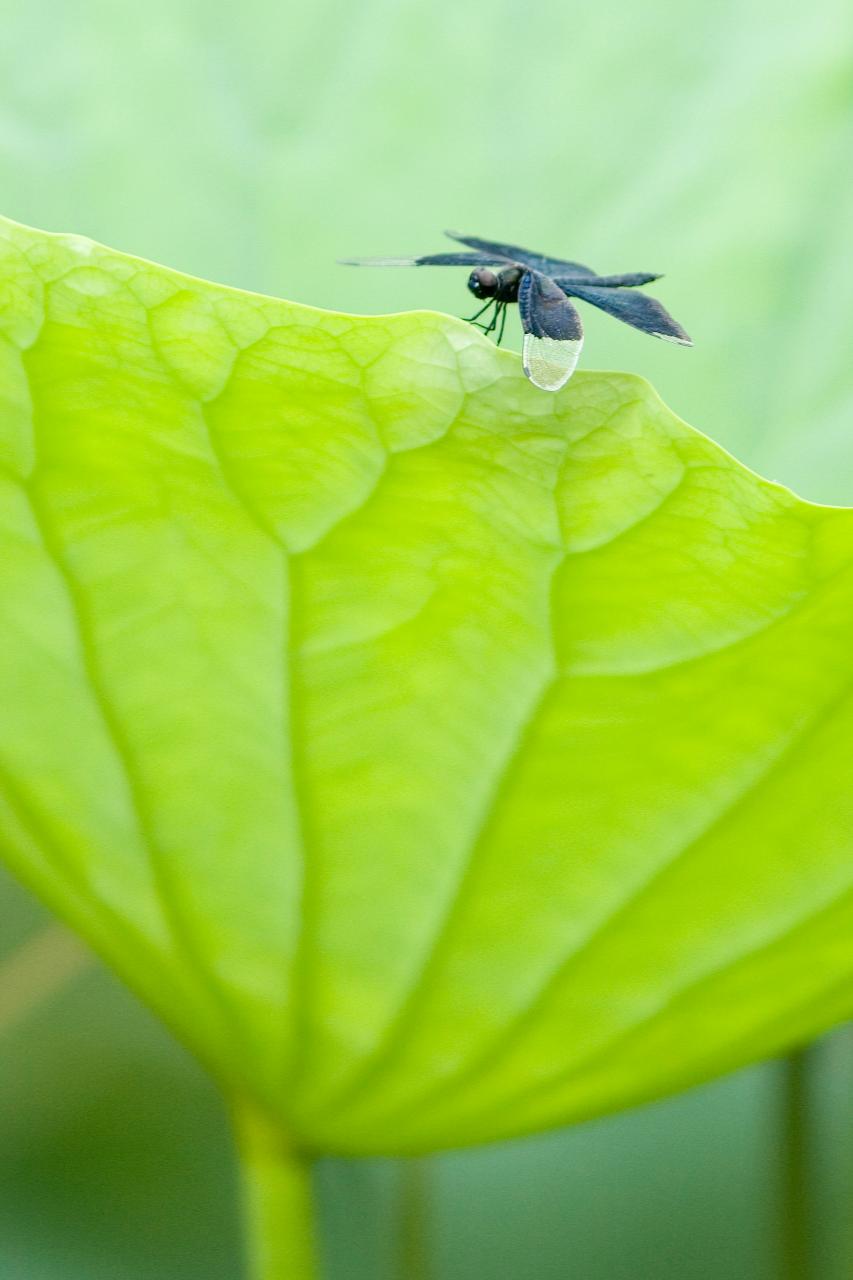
[[444, 231, 598, 279], [561, 282, 692, 344], [339, 251, 501, 267], [517, 271, 584, 391], [556, 271, 662, 288]]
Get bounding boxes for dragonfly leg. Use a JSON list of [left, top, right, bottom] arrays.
[[496, 302, 508, 345], [482, 303, 501, 338], [464, 299, 495, 327]]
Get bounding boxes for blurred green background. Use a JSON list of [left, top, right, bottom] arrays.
[[0, 0, 851, 1275]]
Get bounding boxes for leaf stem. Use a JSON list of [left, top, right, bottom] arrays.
[[780, 1046, 813, 1280], [398, 1157, 430, 1280], [233, 1098, 319, 1280]]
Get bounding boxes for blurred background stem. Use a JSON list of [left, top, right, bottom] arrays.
[[399, 1157, 430, 1280], [233, 1098, 318, 1280], [0, 923, 91, 1036], [781, 1046, 813, 1280]]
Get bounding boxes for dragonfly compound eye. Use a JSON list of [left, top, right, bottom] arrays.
[[467, 268, 498, 299]]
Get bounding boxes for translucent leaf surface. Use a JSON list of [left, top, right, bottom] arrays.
[[0, 215, 851, 1155]]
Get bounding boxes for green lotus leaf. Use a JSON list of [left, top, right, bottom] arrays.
[[0, 214, 851, 1159]]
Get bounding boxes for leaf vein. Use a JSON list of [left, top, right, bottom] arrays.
[[370, 659, 853, 1126]]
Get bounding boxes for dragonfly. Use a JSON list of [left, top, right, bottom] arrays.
[[341, 231, 691, 391]]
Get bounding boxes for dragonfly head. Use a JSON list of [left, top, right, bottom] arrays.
[[467, 268, 498, 299]]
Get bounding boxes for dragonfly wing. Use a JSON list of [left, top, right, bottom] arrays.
[[518, 271, 584, 391], [445, 230, 598, 279], [561, 283, 692, 344], [339, 251, 501, 267], [557, 271, 663, 289]]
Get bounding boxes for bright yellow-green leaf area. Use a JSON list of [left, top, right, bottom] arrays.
[[0, 216, 851, 1155]]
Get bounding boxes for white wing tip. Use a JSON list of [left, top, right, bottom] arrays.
[[522, 333, 584, 391], [338, 256, 418, 267], [653, 331, 693, 346]]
